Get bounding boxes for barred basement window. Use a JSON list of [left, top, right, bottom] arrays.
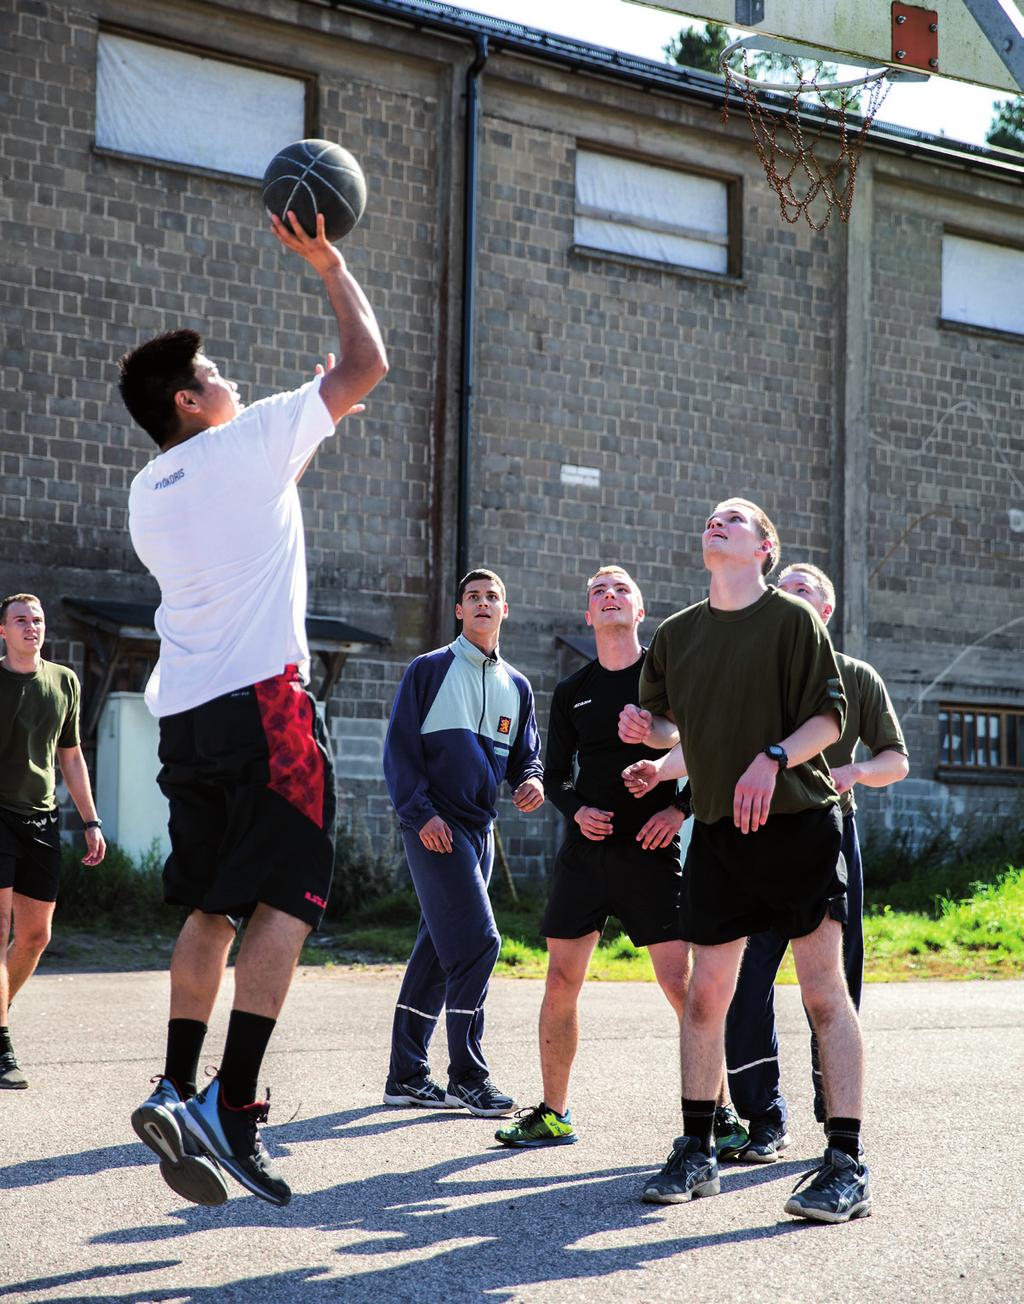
[[573, 147, 740, 277], [95, 29, 313, 180], [937, 704, 1024, 775]]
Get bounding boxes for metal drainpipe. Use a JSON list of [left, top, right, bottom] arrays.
[[455, 34, 488, 592]]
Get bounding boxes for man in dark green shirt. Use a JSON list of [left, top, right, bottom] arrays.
[[725, 563, 908, 1155], [0, 593, 106, 1089], [618, 499, 871, 1225]]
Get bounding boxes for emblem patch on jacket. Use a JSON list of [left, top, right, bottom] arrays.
[[497, 715, 512, 735]]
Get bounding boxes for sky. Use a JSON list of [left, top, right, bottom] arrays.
[[449, 0, 1021, 148]]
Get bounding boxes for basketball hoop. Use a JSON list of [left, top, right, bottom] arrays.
[[719, 36, 926, 231]]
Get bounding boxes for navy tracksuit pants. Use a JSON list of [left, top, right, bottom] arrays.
[[388, 821, 501, 1088], [725, 812, 864, 1127]]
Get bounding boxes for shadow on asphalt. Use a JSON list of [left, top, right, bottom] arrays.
[[49, 1106, 815, 1303]]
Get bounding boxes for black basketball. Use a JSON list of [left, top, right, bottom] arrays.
[[261, 139, 367, 242]]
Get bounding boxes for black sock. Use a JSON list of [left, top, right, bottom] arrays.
[[163, 1019, 207, 1098], [682, 1098, 717, 1155], [0, 1026, 12, 1056], [218, 1010, 276, 1107], [827, 1116, 862, 1161]]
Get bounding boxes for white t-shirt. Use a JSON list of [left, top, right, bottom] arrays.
[[128, 379, 335, 717]]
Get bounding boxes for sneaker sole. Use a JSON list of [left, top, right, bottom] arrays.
[[641, 1175, 721, 1204], [444, 1092, 514, 1117], [495, 1133, 578, 1148], [181, 1110, 291, 1208], [132, 1105, 230, 1207], [383, 1091, 458, 1108], [0, 1076, 29, 1090], [784, 1195, 873, 1224]]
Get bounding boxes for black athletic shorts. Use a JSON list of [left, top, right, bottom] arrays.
[[540, 828, 682, 948], [157, 666, 336, 930], [0, 806, 62, 903], [680, 805, 847, 945]]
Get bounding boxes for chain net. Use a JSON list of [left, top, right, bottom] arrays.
[[722, 51, 893, 231]]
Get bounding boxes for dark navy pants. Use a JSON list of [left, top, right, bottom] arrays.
[[725, 813, 864, 1126], [388, 821, 501, 1088]]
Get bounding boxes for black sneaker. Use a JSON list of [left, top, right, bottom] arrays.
[[0, 1049, 28, 1090], [640, 1135, 720, 1204], [131, 1076, 229, 1206], [383, 1075, 457, 1108], [182, 1079, 291, 1207], [444, 1078, 515, 1117], [713, 1104, 749, 1160], [736, 1121, 790, 1164], [784, 1147, 872, 1223]]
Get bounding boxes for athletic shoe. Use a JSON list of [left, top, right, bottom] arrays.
[[181, 1078, 290, 1207], [784, 1147, 872, 1224], [383, 1075, 456, 1108], [131, 1076, 229, 1207], [495, 1102, 578, 1148], [713, 1104, 749, 1160], [640, 1135, 720, 1204], [736, 1121, 790, 1164], [0, 1050, 28, 1090], [444, 1078, 515, 1117]]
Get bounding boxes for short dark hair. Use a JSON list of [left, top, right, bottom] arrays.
[[0, 593, 43, 623], [456, 569, 506, 605], [117, 329, 204, 448], [779, 563, 836, 612], [721, 498, 780, 577]]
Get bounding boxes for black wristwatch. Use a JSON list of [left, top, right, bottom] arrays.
[[83, 818, 103, 830], [670, 792, 692, 817], [764, 744, 788, 771]]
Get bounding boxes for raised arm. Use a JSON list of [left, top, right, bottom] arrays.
[[271, 212, 389, 423]]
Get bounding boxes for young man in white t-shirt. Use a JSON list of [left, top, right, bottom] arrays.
[[121, 212, 387, 1209]]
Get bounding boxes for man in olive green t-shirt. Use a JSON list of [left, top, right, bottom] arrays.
[[618, 499, 871, 1225], [0, 593, 106, 1089], [725, 563, 909, 1151]]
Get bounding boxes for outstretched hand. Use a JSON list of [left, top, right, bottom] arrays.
[[270, 210, 344, 275], [622, 758, 662, 797]]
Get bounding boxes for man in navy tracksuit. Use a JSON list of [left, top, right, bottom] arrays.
[[382, 569, 544, 1117]]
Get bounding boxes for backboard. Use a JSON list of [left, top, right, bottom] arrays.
[[627, 1, 1024, 93]]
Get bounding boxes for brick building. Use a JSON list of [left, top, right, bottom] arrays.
[[2, 0, 1021, 879]]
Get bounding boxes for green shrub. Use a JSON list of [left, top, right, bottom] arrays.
[[56, 839, 169, 930], [322, 822, 401, 922], [863, 817, 1024, 914]]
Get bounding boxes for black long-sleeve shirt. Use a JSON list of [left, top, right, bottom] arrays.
[[545, 651, 675, 841]]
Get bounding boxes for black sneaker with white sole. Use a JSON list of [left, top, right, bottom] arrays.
[[641, 1135, 721, 1204], [131, 1076, 229, 1206], [736, 1121, 790, 1163], [444, 1078, 515, 1117], [181, 1078, 291, 1207], [784, 1147, 872, 1223], [383, 1075, 456, 1108], [0, 1049, 28, 1090]]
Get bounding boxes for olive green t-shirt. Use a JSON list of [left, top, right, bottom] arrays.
[[0, 658, 81, 814], [639, 587, 846, 825], [827, 652, 908, 817]]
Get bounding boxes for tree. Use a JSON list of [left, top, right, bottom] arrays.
[[986, 98, 1024, 152]]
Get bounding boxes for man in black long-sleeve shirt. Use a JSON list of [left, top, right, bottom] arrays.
[[495, 567, 745, 1153]]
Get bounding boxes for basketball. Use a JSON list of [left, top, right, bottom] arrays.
[[261, 139, 367, 242]]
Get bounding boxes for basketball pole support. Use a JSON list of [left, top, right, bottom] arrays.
[[960, 0, 1024, 93]]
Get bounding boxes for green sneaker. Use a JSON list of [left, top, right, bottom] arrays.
[[495, 1102, 578, 1148], [714, 1104, 749, 1160]]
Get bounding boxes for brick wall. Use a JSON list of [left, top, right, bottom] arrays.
[[2, 0, 1020, 881]]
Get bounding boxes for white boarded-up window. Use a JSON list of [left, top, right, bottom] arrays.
[[942, 233, 1024, 336], [574, 149, 730, 275], [96, 32, 307, 179]]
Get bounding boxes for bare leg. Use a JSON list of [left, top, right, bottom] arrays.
[[648, 938, 690, 1023], [539, 933, 599, 1115], [0, 888, 12, 1024], [679, 939, 747, 1100], [169, 910, 236, 1023], [232, 903, 311, 1019], [7, 894, 56, 1002], [791, 915, 863, 1120]]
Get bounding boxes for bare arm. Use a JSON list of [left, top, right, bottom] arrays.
[[56, 745, 106, 865], [271, 213, 389, 424], [622, 741, 688, 796], [832, 748, 909, 796], [618, 705, 680, 750], [733, 709, 842, 835]]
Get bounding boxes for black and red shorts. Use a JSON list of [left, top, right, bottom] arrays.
[[157, 666, 336, 930], [0, 806, 62, 903]]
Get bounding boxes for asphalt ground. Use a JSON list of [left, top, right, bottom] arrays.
[[2, 969, 1022, 1303]]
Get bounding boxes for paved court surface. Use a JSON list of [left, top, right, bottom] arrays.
[[2, 969, 1022, 1302]]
